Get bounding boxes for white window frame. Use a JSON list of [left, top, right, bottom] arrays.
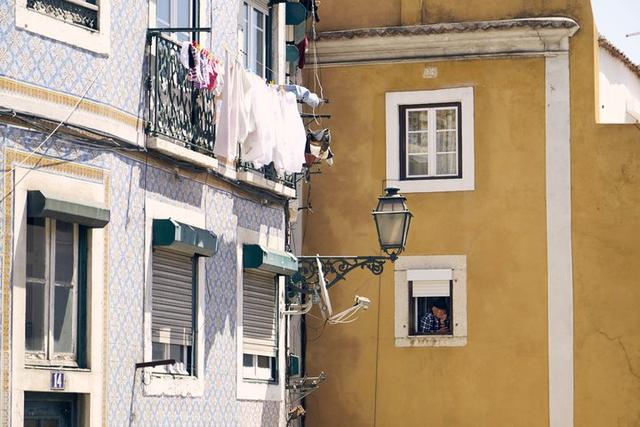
[[142, 197, 206, 397], [394, 255, 468, 347], [154, 0, 194, 43], [236, 226, 286, 402], [243, 353, 276, 381], [386, 87, 475, 193], [25, 218, 80, 366], [15, 0, 112, 55], [240, 0, 269, 78], [11, 167, 107, 427]]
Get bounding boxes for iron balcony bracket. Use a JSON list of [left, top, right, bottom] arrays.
[[296, 255, 394, 290]]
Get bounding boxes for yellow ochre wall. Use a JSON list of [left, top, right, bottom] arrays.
[[302, 1, 640, 426]]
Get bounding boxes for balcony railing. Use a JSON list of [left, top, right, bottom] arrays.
[[145, 31, 297, 190], [146, 32, 216, 155]]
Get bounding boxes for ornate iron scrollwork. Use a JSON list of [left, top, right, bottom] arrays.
[[297, 256, 389, 290], [27, 0, 99, 30], [146, 33, 216, 154]]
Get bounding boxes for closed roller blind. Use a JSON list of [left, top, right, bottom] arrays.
[[243, 270, 277, 357], [412, 280, 451, 297], [152, 248, 194, 346]]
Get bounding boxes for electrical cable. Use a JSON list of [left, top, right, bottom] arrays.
[[1, 66, 104, 203]]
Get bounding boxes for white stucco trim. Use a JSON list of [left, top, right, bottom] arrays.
[[0, 78, 144, 147], [15, 0, 111, 55], [394, 256, 467, 347], [11, 168, 106, 427], [142, 198, 206, 397], [545, 52, 574, 427], [386, 87, 475, 193], [236, 227, 286, 402], [312, 18, 579, 67]]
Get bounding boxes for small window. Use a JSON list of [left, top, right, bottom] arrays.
[[24, 392, 81, 427], [240, 0, 270, 78], [400, 103, 462, 180], [386, 88, 474, 193], [151, 248, 196, 376], [410, 283, 453, 336], [25, 218, 88, 367], [156, 0, 195, 43], [242, 270, 278, 382], [26, 0, 100, 31]]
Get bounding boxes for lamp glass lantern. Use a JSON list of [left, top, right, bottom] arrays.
[[372, 187, 412, 260]]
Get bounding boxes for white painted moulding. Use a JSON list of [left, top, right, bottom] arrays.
[[312, 17, 580, 66]]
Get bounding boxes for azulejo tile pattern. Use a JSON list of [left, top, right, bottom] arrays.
[[0, 0, 241, 117], [1, 125, 285, 426]]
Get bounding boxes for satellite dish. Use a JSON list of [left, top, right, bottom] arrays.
[[316, 256, 333, 319]]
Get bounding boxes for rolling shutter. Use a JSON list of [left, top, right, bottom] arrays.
[[152, 248, 194, 346], [243, 270, 278, 357]]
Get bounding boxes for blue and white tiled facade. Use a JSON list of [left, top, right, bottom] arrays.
[[0, 0, 289, 424], [1, 123, 286, 425]]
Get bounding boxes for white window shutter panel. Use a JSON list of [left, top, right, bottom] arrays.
[[243, 270, 278, 357], [152, 249, 194, 346], [412, 280, 450, 297]]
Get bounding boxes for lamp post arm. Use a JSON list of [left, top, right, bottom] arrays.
[[297, 256, 391, 290]]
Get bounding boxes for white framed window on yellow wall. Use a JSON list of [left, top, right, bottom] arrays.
[[386, 87, 475, 193], [394, 255, 467, 347]]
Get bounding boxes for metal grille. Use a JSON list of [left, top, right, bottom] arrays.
[[243, 270, 277, 357], [146, 33, 216, 154], [152, 249, 194, 345], [27, 0, 99, 30]]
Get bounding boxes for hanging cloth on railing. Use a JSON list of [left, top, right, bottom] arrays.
[[180, 41, 224, 95], [215, 59, 249, 162]]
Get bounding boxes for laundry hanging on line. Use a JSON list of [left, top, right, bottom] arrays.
[[214, 61, 307, 175], [284, 84, 322, 108], [179, 41, 224, 95]]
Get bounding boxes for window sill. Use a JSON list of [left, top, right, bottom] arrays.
[[15, 4, 111, 56], [25, 364, 90, 372], [395, 335, 467, 348], [143, 371, 204, 397], [387, 178, 474, 193]]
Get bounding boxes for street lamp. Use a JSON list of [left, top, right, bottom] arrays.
[[372, 187, 412, 261], [296, 187, 413, 290]]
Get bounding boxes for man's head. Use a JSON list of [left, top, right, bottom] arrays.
[[431, 298, 448, 318]]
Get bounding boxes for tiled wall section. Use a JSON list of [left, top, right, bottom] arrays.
[[0, 0, 239, 116], [0, 124, 284, 425]]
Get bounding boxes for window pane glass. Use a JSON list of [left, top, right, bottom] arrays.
[[408, 154, 429, 176], [55, 221, 74, 285], [25, 282, 45, 352], [257, 355, 270, 368], [152, 342, 165, 360], [243, 353, 253, 367], [252, 9, 265, 76], [407, 110, 428, 132], [156, 0, 170, 27], [169, 343, 185, 363], [176, 0, 191, 42], [436, 131, 457, 152], [53, 285, 74, 354], [436, 153, 457, 175], [27, 218, 46, 279], [436, 108, 457, 130], [407, 132, 428, 154]]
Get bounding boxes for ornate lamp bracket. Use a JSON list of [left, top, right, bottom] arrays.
[[295, 256, 392, 290]]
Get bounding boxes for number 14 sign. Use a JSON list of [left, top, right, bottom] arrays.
[[50, 371, 65, 390]]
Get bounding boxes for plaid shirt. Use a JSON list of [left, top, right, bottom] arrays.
[[419, 313, 449, 334]]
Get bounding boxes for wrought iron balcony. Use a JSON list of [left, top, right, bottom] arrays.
[[27, 0, 99, 30], [146, 32, 216, 155]]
